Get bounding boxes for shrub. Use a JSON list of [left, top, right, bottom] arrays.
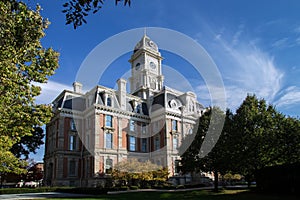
[[129, 185, 139, 190]]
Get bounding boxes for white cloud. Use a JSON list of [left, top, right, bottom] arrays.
[[35, 80, 73, 104], [194, 27, 284, 111], [232, 24, 244, 46], [271, 37, 289, 48], [274, 86, 300, 108]]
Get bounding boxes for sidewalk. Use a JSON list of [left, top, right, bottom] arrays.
[[0, 192, 94, 200]]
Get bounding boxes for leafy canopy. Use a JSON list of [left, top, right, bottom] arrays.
[[0, 0, 59, 173]]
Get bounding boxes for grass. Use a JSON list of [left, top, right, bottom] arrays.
[[34, 189, 299, 200]]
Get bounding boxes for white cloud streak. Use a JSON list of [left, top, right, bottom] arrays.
[[274, 86, 300, 108], [194, 25, 286, 111], [35, 80, 73, 104]]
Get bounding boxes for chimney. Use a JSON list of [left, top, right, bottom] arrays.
[[117, 78, 127, 110], [73, 82, 82, 93]]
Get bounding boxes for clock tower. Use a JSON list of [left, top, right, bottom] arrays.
[[129, 34, 164, 99]]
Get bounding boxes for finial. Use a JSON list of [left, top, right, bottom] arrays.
[[144, 27, 147, 36]]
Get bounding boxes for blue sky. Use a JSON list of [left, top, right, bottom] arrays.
[[31, 0, 300, 161]]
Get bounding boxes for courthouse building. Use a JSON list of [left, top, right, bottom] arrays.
[[44, 34, 204, 187]]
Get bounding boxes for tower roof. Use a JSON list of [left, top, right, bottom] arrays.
[[134, 34, 158, 53]]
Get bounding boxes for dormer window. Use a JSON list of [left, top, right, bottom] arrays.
[[136, 104, 141, 114], [106, 97, 112, 107]]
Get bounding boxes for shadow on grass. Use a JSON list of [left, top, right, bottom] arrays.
[[45, 189, 300, 200]]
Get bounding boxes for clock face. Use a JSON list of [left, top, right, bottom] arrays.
[[135, 63, 141, 70], [147, 40, 157, 50], [150, 61, 156, 69]]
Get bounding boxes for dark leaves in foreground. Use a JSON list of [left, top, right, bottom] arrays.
[[62, 0, 131, 29]]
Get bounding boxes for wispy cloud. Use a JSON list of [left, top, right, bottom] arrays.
[[194, 25, 285, 111], [274, 86, 300, 108], [232, 24, 244, 46], [271, 37, 289, 48], [35, 80, 73, 104]]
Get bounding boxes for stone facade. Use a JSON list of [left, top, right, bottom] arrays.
[[44, 35, 204, 187]]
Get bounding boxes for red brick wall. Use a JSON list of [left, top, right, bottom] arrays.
[[113, 116, 118, 149], [122, 118, 128, 148]]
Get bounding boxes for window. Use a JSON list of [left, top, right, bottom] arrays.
[[154, 136, 160, 151], [175, 160, 180, 174], [136, 104, 141, 113], [141, 138, 148, 152], [70, 118, 76, 130], [130, 120, 135, 131], [173, 136, 178, 150], [69, 135, 76, 150], [69, 160, 76, 176], [106, 132, 113, 149], [105, 158, 113, 174], [172, 120, 177, 131], [105, 115, 112, 127], [142, 123, 146, 134], [107, 97, 112, 107], [129, 136, 136, 151]]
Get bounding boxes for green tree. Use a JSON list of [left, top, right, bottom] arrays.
[[0, 0, 59, 174], [62, 0, 131, 29], [231, 95, 285, 185], [10, 126, 44, 159], [181, 107, 232, 191]]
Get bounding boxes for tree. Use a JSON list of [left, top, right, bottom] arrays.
[[0, 0, 59, 174], [181, 107, 233, 191], [10, 126, 44, 159], [111, 158, 168, 188], [62, 0, 131, 29], [230, 94, 289, 186]]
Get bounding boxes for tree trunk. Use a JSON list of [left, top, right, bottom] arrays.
[[214, 170, 219, 192], [245, 174, 251, 188]]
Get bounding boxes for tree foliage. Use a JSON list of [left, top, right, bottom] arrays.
[[0, 0, 59, 173], [181, 107, 232, 191], [10, 126, 45, 159], [181, 94, 300, 188], [62, 0, 131, 29], [110, 158, 168, 187]]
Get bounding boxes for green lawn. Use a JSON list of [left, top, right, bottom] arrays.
[[42, 189, 299, 200]]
